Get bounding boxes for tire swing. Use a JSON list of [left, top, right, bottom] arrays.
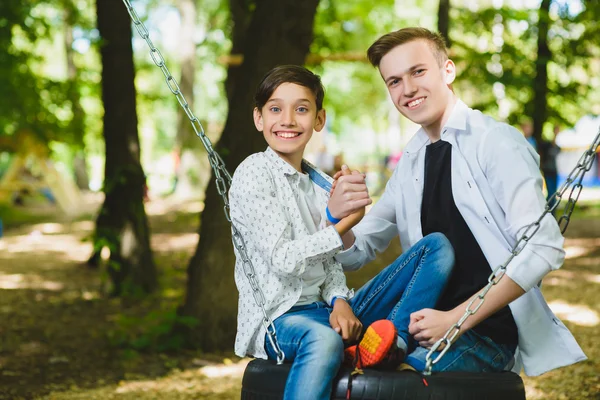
[[120, 2, 600, 398]]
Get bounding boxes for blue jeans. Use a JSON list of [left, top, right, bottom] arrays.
[[265, 233, 455, 400], [405, 330, 517, 373]]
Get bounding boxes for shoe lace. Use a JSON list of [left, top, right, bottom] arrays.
[[346, 345, 364, 400]]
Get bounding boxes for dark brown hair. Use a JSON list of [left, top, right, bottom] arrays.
[[254, 65, 325, 111], [367, 27, 448, 68]]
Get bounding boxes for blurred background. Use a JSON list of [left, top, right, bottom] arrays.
[[0, 0, 599, 399]]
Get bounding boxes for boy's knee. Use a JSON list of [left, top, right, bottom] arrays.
[[321, 330, 345, 356], [305, 328, 344, 362], [424, 233, 454, 260]]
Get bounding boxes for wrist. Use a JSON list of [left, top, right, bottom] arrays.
[[450, 306, 472, 331], [326, 206, 341, 224], [332, 296, 348, 307]]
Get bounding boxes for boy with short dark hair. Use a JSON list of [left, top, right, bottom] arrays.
[[332, 27, 586, 375], [230, 65, 455, 399]]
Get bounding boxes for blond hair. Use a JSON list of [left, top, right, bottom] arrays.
[[367, 27, 448, 67]]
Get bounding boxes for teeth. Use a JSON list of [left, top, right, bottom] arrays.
[[408, 98, 425, 107], [277, 132, 300, 138]]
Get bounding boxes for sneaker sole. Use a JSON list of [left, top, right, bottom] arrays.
[[356, 320, 397, 368]]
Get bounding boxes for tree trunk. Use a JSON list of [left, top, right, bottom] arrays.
[[171, 0, 209, 199], [533, 0, 551, 162], [174, 0, 197, 153], [94, 0, 156, 295], [437, 0, 451, 47], [64, 2, 89, 190], [179, 0, 321, 351], [225, 0, 253, 100]]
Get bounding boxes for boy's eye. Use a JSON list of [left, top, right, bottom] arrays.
[[388, 78, 400, 87], [270, 106, 281, 112], [297, 106, 308, 112], [414, 69, 425, 76]]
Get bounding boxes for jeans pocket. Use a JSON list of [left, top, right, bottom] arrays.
[[474, 333, 513, 372]]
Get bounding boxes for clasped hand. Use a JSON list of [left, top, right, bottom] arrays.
[[409, 308, 462, 350], [328, 165, 371, 224]]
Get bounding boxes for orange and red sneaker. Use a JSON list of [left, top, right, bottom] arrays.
[[344, 319, 401, 369]]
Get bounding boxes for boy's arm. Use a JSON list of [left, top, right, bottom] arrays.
[[410, 124, 564, 347], [321, 166, 364, 305], [409, 277, 525, 348], [333, 167, 401, 271], [479, 125, 565, 291], [230, 160, 343, 278], [321, 259, 362, 342]]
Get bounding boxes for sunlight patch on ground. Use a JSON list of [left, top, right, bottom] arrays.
[[564, 237, 600, 247], [151, 233, 199, 252], [548, 300, 599, 327], [563, 237, 600, 259], [524, 382, 548, 400], [564, 245, 593, 259], [0, 273, 64, 290], [145, 199, 204, 216], [544, 269, 600, 286], [199, 359, 249, 378], [0, 232, 92, 262], [112, 359, 249, 395]]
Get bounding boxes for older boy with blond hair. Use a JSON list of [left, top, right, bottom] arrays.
[[332, 27, 586, 375]]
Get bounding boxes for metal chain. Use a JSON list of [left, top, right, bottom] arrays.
[[120, 0, 285, 364], [423, 126, 600, 375]]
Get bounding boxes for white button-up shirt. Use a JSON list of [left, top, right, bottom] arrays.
[[335, 100, 586, 376], [229, 147, 352, 359]]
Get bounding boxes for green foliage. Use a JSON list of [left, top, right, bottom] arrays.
[[451, 1, 600, 131], [108, 309, 199, 352], [0, 1, 87, 148], [311, 0, 439, 144]]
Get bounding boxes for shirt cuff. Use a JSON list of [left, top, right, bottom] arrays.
[[333, 243, 362, 271]]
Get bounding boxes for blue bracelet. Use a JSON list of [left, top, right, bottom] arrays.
[[326, 206, 341, 224], [331, 296, 347, 307]]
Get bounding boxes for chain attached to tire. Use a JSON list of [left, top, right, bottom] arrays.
[[423, 126, 600, 375], [120, 0, 285, 364]]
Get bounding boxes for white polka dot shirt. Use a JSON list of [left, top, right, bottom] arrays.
[[229, 147, 352, 359]]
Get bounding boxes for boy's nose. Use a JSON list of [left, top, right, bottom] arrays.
[[404, 79, 417, 97], [280, 109, 296, 126]]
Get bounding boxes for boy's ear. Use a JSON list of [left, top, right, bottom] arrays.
[[444, 59, 456, 85], [253, 107, 264, 131], [314, 109, 326, 132]]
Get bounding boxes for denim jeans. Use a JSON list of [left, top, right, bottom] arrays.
[[265, 233, 455, 400], [405, 330, 517, 373]]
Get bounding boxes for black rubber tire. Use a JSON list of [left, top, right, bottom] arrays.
[[241, 359, 526, 400]]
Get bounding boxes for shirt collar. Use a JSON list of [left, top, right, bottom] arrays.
[[264, 146, 302, 177], [404, 99, 469, 154]]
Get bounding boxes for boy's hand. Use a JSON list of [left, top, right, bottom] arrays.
[[330, 168, 366, 196], [409, 308, 461, 349], [329, 299, 362, 343], [328, 165, 371, 219]]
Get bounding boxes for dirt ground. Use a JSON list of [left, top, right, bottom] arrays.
[[0, 198, 598, 399]]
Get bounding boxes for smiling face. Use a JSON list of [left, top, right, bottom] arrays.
[[254, 82, 326, 170], [378, 39, 456, 140]]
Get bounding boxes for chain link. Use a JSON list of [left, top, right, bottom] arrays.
[[120, 0, 285, 364], [424, 125, 600, 375]]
